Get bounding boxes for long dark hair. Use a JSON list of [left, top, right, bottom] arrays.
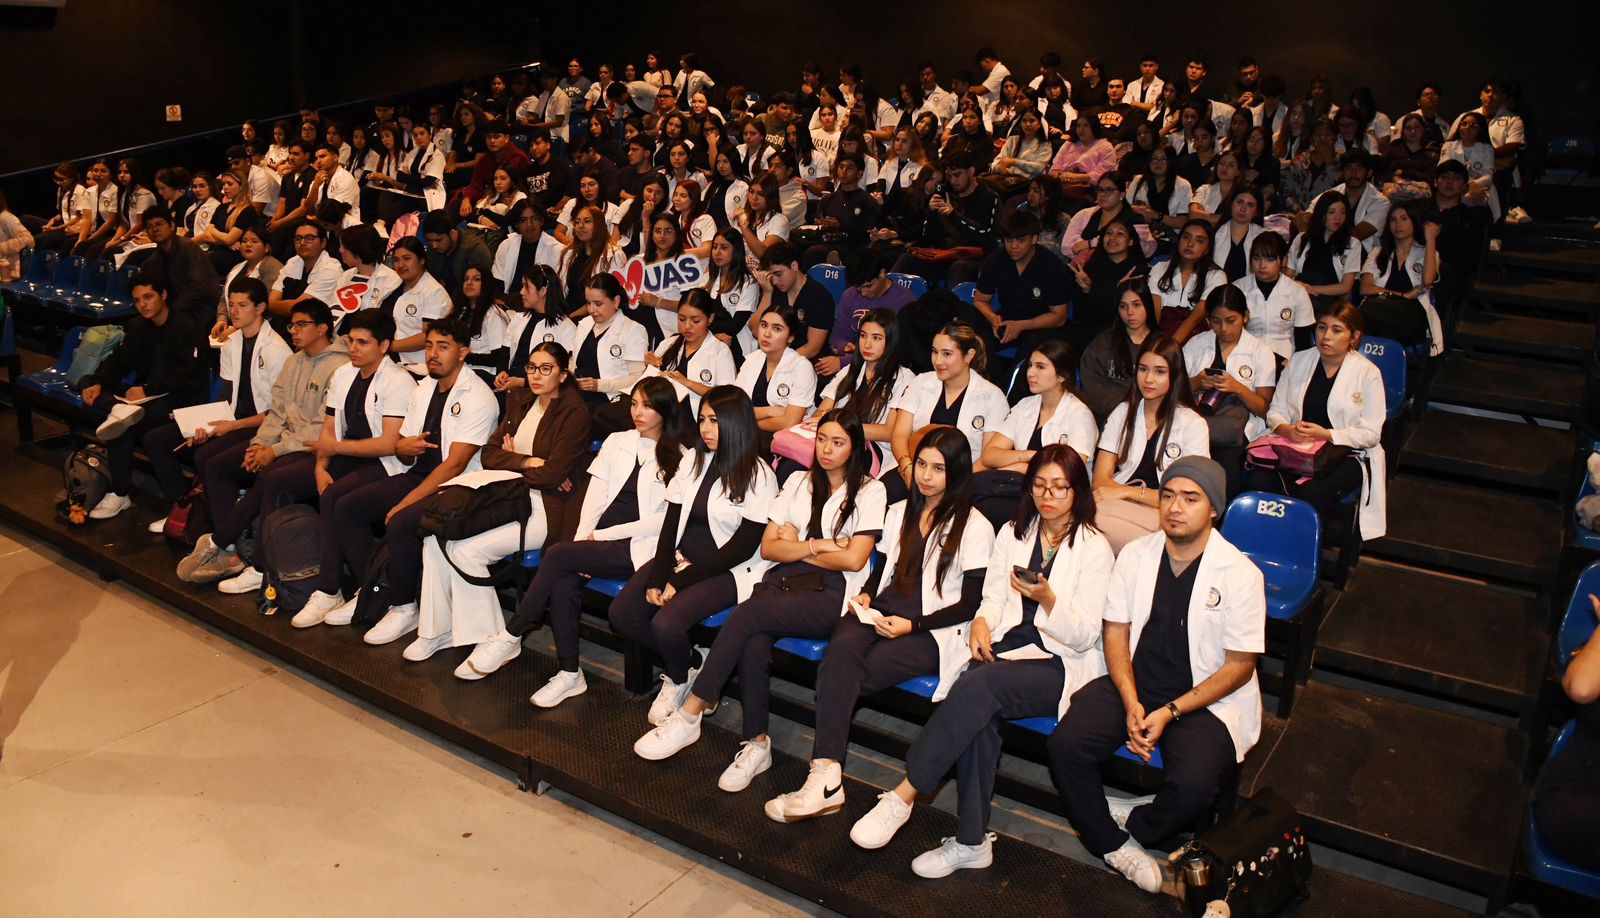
[[806, 408, 871, 542], [617, 174, 668, 244], [1302, 189, 1352, 266], [518, 263, 572, 329], [1375, 199, 1426, 280], [1137, 144, 1178, 212], [1111, 281, 1153, 383], [452, 266, 500, 341], [1030, 338, 1080, 397], [695, 385, 764, 503], [1154, 219, 1218, 308], [708, 226, 752, 294], [631, 375, 688, 482], [1115, 336, 1192, 464], [658, 288, 714, 370], [830, 308, 904, 422], [1010, 444, 1096, 545], [893, 427, 975, 596]]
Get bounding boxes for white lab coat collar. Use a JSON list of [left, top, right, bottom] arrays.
[[668, 456, 779, 601], [220, 324, 291, 417], [1000, 393, 1099, 463], [575, 432, 682, 567], [399, 367, 498, 475], [1267, 349, 1387, 537]]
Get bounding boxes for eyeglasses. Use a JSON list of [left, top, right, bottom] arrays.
[[1031, 482, 1071, 499], [294, 235, 321, 243], [288, 320, 319, 330], [1095, 186, 1120, 195], [524, 363, 561, 376]]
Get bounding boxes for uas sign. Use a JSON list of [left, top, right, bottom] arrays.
[[610, 253, 707, 304]]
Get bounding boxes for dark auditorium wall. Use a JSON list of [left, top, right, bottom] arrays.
[[549, 1, 1593, 141]]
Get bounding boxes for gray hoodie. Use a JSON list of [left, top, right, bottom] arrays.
[[253, 336, 350, 456]]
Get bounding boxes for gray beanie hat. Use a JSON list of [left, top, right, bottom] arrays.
[[1161, 456, 1227, 517]]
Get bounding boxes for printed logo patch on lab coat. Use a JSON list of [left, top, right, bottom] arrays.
[[1352, 391, 1364, 406], [405, 304, 418, 316], [609, 344, 623, 358], [699, 369, 713, 382], [1239, 365, 1253, 380], [1279, 307, 1293, 321], [972, 415, 985, 430], [1207, 587, 1221, 608], [450, 402, 462, 416], [776, 383, 791, 398], [1165, 442, 1181, 459]]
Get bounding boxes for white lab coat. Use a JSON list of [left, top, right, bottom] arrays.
[[389, 273, 453, 363], [770, 470, 888, 614], [643, 334, 738, 413], [323, 360, 419, 476], [330, 263, 402, 321], [573, 432, 683, 568], [1182, 330, 1278, 440], [1098, 402, 1212, 481], [994, 393, 1099, 463], [1211, 222, 1265, 276], [1234, 275, 1314, 360], [664, 455, 780, 601], [978, 519, 1115, 718], [1107, 530, 1267, 762], [570, 312, 650, 389], [893, 370, 1012, 461], [219, 325, 291, 417], [875, 502, 996, 701], [1361, 244, 1444, 356], [491, 232, 564, 291], [397, 368, 499, 475], [735, 347, 817, 412], [1266, 349, 1388, 539]]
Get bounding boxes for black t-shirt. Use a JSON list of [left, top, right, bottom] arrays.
[[1222, 234, 1248, 281], [525, 156, 574, 211], [511, 234, 546, 289], [597, 459, 643, 530], [1128, 431, 1162, 488], [777, 278, 836, 339], [341, 369, 376, 441], [411, 384, 451, 479], [751, 361, 772, 407], [234, 333, 258, 420], [817, 186, 881, 235], [679, 471, 722, 562], [930, 383, 967, 427], [1303, 363, 1339, 429], [1094, 103, 1139, 144], [977, 248, 1073, 323], [576, 325, 602, 379], [1075, 82, 1108, 110], [1133, 551, 1199, 703], [990, 536, 1057, 654]]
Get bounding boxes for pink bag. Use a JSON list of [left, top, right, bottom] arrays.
[[1245, 434, 1351, 479], [771, 421, 883, 476]]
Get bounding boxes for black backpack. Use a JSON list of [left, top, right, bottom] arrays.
[[57, 444, 113, 525], [350, 538, 393, 629], [256, 504, 322, 616], [417, 478, 533, 587], [1176, 788, 1312, 917]]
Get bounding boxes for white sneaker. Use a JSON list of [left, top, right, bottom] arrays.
[[176, 533, 218, 581], [455, 629, 522, 679], [911, 833, 995, 879], [1106, 793, 1156, 833], [531, 669, 587, 708], [849, 790, 913, 849], [765, 760, 845, 823], [1105, 837, 1163, 893], [87, 492, 132, 520], [402, 632, 453, 661], [291, 590, 345, 629], [647, 672, 690, 726], [717, 738, 772, 792], [217, 566, 262, 594], [322, 595, 358, 626], [364, 604, 419, 645], [634, 709, 701, 760], [147, 517, 167, 534]]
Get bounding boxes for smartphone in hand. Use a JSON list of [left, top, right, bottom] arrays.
[[1012, 565, 1042, 585]]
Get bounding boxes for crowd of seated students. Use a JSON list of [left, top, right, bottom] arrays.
[[18, 45, 1536, 891]]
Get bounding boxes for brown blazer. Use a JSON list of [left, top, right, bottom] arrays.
[[480, 385, 593, 543]]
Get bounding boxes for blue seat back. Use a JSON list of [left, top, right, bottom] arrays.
[[1558, 562, 1600, 677], [23, 248, 53, 283], [53, 327, 87, 373], [103, 265, 136, 303], [51, 254, 83, 289], [1221, 492, 1321, 616], [1359, 336, 1405, 420], [806, 263, 848, 305], [951, 282, 977, 305], [76, 258, 112, 297], [1, 308, 15, 359], [887, 272, 929, 298]]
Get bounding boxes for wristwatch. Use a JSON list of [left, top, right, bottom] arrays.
[[1166, 701, 1182, 722]]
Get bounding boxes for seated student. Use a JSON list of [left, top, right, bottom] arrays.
[[570, 273, 650, 436], [889, 151, 998, 288], [888, 323, 1011, 494], [634, 409, 887, 788], [76, 273, 207, 521], [1236, 232, 1313, 362], [613, 174, 668, 258], [329, 223, 402, 333], [1359, 200, 1442, 354], [180, 306, 402, 592], [1080, 283, 1155, 424], [463, 167, 526, 234], [670, 179, 718, 261], [702, 150, 749, 231], [1048, 115, 1118, 203], [1147, 220, 1225, 342], [736, 300, 818, 439], [1301, 151, 1388, 244], [766, 428, 993, 823], [554, 170, 622, 247], [422, 209, 494, 293], [1061, 174, 1140, 259], [384, 237, 455, 365], [311, 319, 497, 635], [1249, 302, 1387, 539], [1285, 191, 1361, 315], [804, 153, 881, 268], [140, 206, 221, 328], [635, 213, 690, 340], [1182, 287, 1277, 495], [269, 223, 342, 321], [1208, 186, 1265, 284], [732, 174, 790, 277], [495, 264, 578, 394], [750, 240, 834, 363], [404, 338, 584, 661], [1438, 111, 1501, 221], [818, 250, 916, 379], [492, 200, 563, 294], [971, 212, 1071, 367], [702, 228, 761, 357], [555, 206, 626, 309], [1188, 148, 1244, 226], [455, 377, 685, 696], [210, 223, 281, 337], [1092, 336, 1209, 553], [1127, 145, 1194, 239], [812, 308, 917, 472], [641, 289, 739, 416], [1065, 221, 1148, 353], [456, 267, 505, 385], [1049, 456, 1265, 894], [145, 278, 292, 530], [975, 339, 1098, 527], [1426, 161, 1492, 315], [848, 446, 1112, 877], [609, 385, 779, 724], [1533, 593, 1600, 873], [303, 143, 363, 229]]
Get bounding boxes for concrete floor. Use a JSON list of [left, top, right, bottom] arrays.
[[0, 524, 815, 918]]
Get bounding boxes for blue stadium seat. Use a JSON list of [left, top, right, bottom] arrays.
[[1526, 721, 1600, 899], [1557, 562, 1600, 674], [586, 577, 626, 598], [1359, 336, 1406, 421], [1221, 492, 1320, 621], [700, 608, 732, 628], [82, 264, 137, 318], [806, 263, 848, 304], [1571, 441, 1600, 553], [897, 675, 938, 698], [519, 550, 542, 568], [57, 257, 112, 315], [36, 254, 84, 312], [887, 272, 929, 299], [774, 636, 828, 661], [11, 249, 60, 308], [951, 282, 977, 305], [16, 326, 88, 403]]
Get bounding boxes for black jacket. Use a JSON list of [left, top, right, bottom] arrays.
[[80, 308, 208, 407], [147, 236, 221, 324]]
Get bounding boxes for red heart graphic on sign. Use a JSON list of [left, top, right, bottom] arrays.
[[611, 257, 646, 304], [335, 282, 370, 312]]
